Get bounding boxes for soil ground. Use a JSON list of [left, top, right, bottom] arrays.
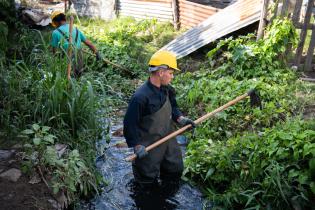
[[0, 148, 56, 210]]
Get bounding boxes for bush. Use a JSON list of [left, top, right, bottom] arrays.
[[185, 119, 315, 209], [0, 27, 104, 204], [206, 18, 298, 80], [80, 17, 180, 78], [174, 18, 314, 209], [22, 124, 102, 204]]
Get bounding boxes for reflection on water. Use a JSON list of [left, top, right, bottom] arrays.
[[83, 120, 209, 210]]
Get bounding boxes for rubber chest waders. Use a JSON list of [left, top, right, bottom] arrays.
[[132, 96, 183, 184]]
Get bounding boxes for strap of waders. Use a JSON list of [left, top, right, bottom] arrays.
[[56, 27, 79, 46]]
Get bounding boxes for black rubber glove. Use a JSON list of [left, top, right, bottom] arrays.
[[95, 51, 102, 61], [177, 116, 196, 128], [134, 145, 148, 159]]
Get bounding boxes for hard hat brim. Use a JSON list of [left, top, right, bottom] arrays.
[[172, 67, 181, 72], [149, 65, 181, 72]]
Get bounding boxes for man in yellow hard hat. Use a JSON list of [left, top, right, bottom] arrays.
[[50, 11, 101, 76], [123, 50, 195, 190]]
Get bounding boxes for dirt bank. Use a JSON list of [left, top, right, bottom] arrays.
[[0, 148, 57, 210]]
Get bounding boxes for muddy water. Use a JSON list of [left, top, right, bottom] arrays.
[[85, 119, 209, 210]]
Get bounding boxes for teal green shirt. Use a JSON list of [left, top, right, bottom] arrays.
[[51, 24, 86, 50]]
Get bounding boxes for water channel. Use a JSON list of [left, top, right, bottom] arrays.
[[83, 118, 210, 210]]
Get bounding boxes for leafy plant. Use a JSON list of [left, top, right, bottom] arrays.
[[22, 124, 101, 204], [206, 18, 298, 80], [185, 119, 315, 209], [80, 17, 180, 79], [173, 18, 314, 209]]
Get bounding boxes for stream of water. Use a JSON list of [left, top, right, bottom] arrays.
[[83, 119, 210, 210]]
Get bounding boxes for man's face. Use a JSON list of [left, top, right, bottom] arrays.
[[159, 69, 174, 85]]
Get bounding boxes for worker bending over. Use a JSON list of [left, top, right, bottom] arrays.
[[50, 11, 101, 77]]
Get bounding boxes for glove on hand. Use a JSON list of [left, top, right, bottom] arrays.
[[178, 116, 196, 128], [95, 51, 102, 61], [134, 145, 148, 159]]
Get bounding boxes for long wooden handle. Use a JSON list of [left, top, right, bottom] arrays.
[[125, 92, 250, 162], [82, 49, 132, 73], [67, 16, 74, 80]]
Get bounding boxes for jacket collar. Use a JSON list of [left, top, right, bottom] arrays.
[[147, 78, 168, 94]]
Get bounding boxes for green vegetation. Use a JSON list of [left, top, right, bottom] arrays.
[[173, 18, 315, 209], [175, 19, 301, 141], [0, 8, 314, 209], [22, 124, 100, 201], [80, 17, 180, 73], [79, 17, 181, 107], [0, 0, 17, 26], [0, 27, 104, 205], [186, 119, 315, 209]]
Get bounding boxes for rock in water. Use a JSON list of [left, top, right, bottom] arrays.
[[0, 150, 14, 161]]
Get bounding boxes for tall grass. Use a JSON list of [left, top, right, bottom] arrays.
[[0, 29, 103, 140], [0, 26, 106, 203]]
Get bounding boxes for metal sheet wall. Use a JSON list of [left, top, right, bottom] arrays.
[[179, 0, 219, 28], [72, 0, 116, 20], [161, 0, 262, 58], [117, 0, 174, 22]]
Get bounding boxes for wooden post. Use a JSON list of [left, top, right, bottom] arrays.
[[257, 0, 270, 40], [67, 16, 74, 80], [292, 0, 303, 25], [114, 0, 119, 17], [294, 0, 315, 69], [305, 20, 315, 71], [68, 0, 72, 10], [171, 0, 179, 30], [280, 0, 290, 17], [64, 0, 67, 13], [270, 0, 279, 22]]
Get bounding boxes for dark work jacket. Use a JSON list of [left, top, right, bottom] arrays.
[[123, 79, 182, 147]]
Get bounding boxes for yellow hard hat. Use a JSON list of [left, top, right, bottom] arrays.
[[50, 10, 63, 28], [148, 50, 180, 71]]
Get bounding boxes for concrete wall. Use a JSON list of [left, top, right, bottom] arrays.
[[71, 0, 116, 20]]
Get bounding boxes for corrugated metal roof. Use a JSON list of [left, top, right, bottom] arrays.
[[117, 0, 174, 22], [161, 0, 262, 58], [179, 0, 219, 28]]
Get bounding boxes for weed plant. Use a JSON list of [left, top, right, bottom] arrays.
[[0, 26, 104, 204], [21, 124, 102, 203], [174, 18, 315, 208], [185, 119, 315, 209], [80, 17, 180, 76]]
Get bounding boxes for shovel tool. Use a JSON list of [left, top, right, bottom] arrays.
[[82, 49, 132, 74], [125, 89, 261, 162]]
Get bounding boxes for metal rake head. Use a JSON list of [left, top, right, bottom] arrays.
[[247, 89, 262, 109]]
